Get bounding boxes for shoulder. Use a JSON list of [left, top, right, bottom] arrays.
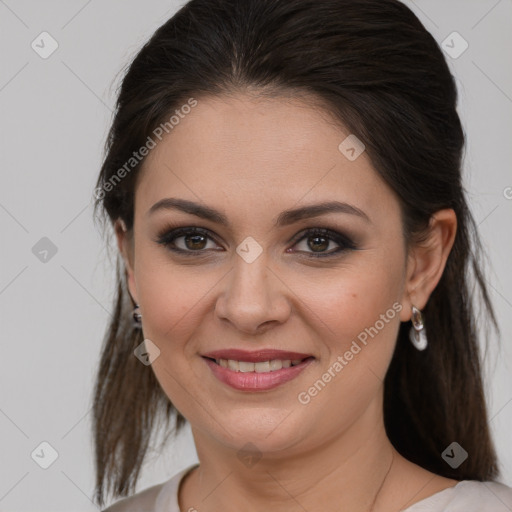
[[406, 480, 512, 511], [101, 481, 165, 512], [101, 464, 198, 512]]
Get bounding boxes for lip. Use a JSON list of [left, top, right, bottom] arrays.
[[202, 354, 315, 392], [201, 349, 313, 362]]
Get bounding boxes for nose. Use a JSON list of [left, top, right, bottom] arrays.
[[215, 251, 291, 336]]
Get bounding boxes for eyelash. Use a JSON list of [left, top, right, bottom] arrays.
[[155, 226, 357, 258]]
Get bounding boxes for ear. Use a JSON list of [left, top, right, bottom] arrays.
[[114, 218, 138, 305], [399, 208, 457, 322]]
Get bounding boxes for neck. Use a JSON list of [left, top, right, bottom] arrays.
[[180, 396, 403, 512]]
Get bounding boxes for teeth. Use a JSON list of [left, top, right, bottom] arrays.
[[238, 361, 254, 373], [227, 359, 239, 371], [215, 358, 307, 372], [269, 359, 283, 371], [255, 361, 270, 373]]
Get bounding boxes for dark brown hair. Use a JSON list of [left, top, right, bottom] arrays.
[[92, 0, 500, 507]]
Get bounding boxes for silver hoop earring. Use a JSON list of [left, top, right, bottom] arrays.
[[133, 304, 142, 329], [409, 305, 427, 351]]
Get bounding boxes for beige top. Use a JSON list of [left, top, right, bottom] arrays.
[[102, 463, 512, 512]]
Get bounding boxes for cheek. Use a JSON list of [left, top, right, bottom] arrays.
[[135, 243, 405, 354], [294, 259, 404, 348], [292, 267, 403, 437], [132, 243, 186, 329], [135, 259, 213, 349], [133, 252, 215, 418]]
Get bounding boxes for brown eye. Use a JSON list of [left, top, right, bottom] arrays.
[[290, 228, 356, 258], [156, 227, 221, 254], [183, 233, 208, 250], [307, 235, 330, 252]]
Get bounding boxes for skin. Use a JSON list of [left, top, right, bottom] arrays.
[[116, 92, 458, 512]]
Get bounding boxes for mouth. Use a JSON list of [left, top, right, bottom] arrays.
[[202, 356, 314, 372], [201, 350, 315, 391]]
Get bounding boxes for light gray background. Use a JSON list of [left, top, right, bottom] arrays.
[[0, 1, 511, 510]]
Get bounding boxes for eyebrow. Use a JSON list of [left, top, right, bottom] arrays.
[[147, 197, 371, 226]]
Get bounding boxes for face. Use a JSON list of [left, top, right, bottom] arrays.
[[119, 92, 414, 457]]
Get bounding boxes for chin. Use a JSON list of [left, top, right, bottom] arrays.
[[210, 408, 305, 454]]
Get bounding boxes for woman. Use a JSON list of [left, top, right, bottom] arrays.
[[92, 0, 512, 510]]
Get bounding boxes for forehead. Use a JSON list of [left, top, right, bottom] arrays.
[[149, 93, 346, 161], [135, 93, 399, 223]]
